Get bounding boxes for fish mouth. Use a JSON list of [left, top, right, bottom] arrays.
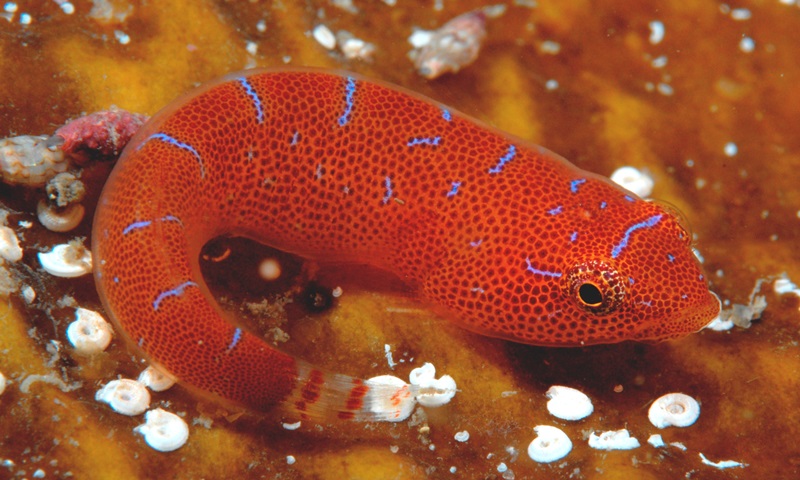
[[633, 290, 723, 343], [699, 291, 723, 329]]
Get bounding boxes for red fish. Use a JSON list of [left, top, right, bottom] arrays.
[[92, 69, 720, 419]]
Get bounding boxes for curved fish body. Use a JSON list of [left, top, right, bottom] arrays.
[[92, 69, 720, 418]]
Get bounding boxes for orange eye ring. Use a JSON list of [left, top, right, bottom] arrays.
[[566, 259, 625, 316]]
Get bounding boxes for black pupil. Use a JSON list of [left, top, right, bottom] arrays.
[[578, 283, 603, 306]]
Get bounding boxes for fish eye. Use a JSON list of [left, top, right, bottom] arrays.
[[567, 260, 625, 315], [578, 282, 603, 307]]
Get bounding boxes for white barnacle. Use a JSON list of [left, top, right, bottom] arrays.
[[588, 429, 641, 450], [648, 392, 700, 428], [312, 24, 336, 50], [282, 420, 302, 431], [0, 226, 23, 263], [336, 30, 376, 61], [134, 408, 189, 452], [38, 241, 92, 277], [138, 365, 176, 392], [37, 199, 85, 232], [610, 166, 654, 198], [527, 425, 572, 463], [408, 362, 457, 408], [774, 273, 800, 298], [647, 434, 666, 448], [66, 307, 113, 354], [95, 379, 150, 416], [545, 385, 594, 421], [0, 135, 68, 187], [21, 285, 36, 303], [407, 10, 487, 79], [648, 20, 665, 44]]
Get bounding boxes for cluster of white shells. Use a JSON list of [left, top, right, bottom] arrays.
[[95, 370, 187, 452], [525, 387, 702, 464], [2, 132, 720, 460], [526, 386, 593, 463], [312, 24, 376, 60], [365, 362, 457, 422], [0, 135, 68, 187], [65, 305, 186, 453], [1, 135, 86, 234], [408, 362, 457, 408]]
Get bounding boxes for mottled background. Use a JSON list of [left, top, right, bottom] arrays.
[[1, 0, 798, 479]]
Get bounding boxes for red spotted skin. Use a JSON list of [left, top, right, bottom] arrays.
[[92, 69, 720, 414]]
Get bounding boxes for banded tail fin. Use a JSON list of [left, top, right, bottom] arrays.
[[283, 361, 457, 422]]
